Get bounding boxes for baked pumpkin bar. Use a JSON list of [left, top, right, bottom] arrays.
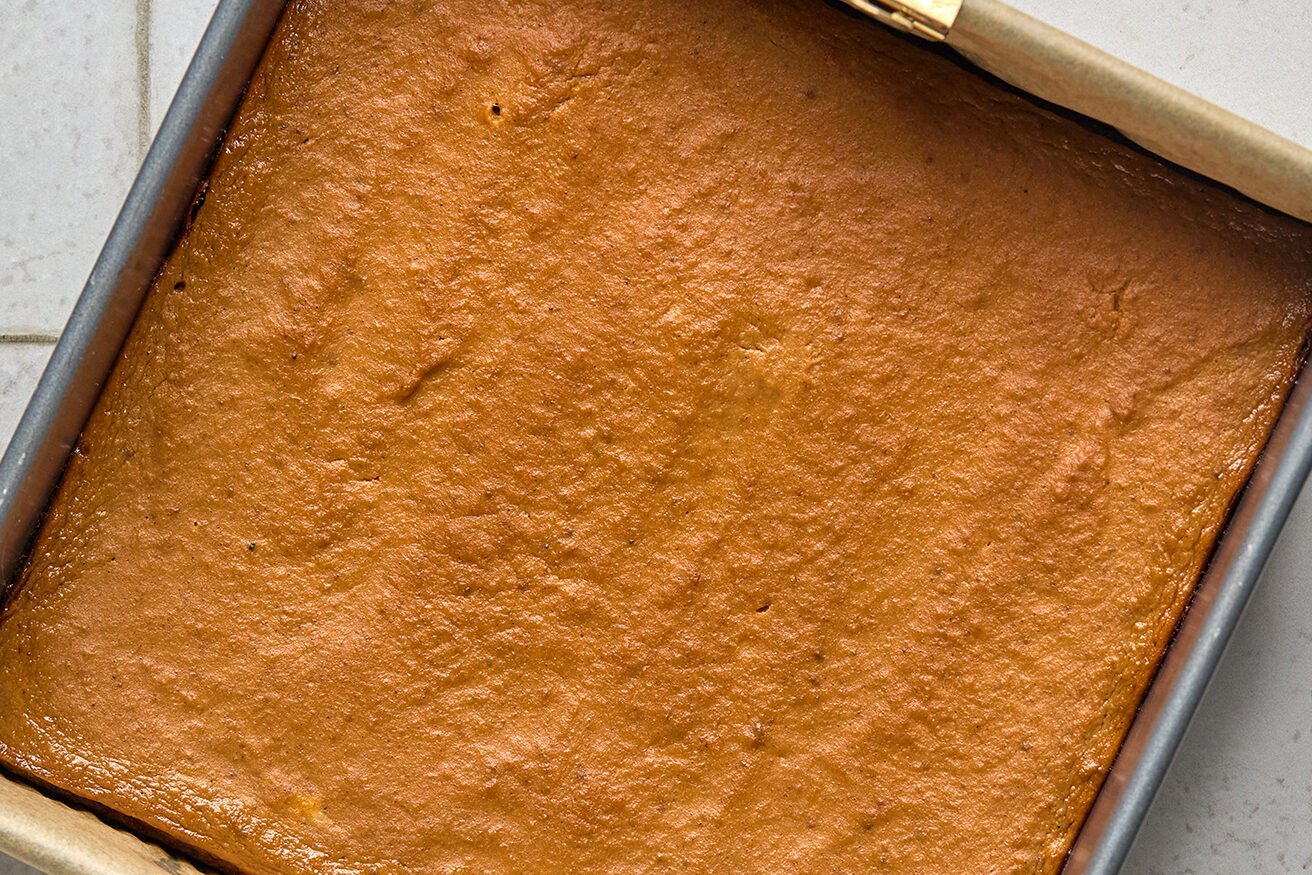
[[3, 0, 1311, 872]]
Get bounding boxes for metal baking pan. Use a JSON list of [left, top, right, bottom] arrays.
[[1, 0, 1310, 872]]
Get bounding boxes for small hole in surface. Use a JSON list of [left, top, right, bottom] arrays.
[[491, 103, 501, 116], [190, 189, 207, 223], [756, 602, 771, 613], [173, 281, 186, 291]]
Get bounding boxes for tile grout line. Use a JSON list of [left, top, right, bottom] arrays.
[[135, 0, 153, 161], [0, 334, 60, 345]]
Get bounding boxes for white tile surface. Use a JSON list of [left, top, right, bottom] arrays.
[[148, 0, 223, 132], [0, 345, 54, 453], [0, 2, 1310, 874], [1009, 0, 1312, 149], [0, 1, 140, 336]]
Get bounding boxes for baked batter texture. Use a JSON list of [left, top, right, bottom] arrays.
[[3, 1, 1312, 872]]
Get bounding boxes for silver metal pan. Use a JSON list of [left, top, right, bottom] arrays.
[[1, 1, 1309, 871]]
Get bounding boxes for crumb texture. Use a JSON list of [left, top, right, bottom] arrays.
[[1, 1, 1311, 873]]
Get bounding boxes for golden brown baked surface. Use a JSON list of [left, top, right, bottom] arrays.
[[3, 1, 1312, 872]]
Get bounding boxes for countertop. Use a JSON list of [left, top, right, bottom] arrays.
[[0, 1, 1308, 872]]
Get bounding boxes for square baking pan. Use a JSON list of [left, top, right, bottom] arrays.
[[1, 1, 1309, 872]]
